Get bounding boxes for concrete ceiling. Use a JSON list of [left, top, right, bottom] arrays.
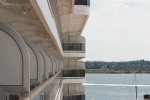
[[0, 0, 60, 57], [59, 0, 88, 41]]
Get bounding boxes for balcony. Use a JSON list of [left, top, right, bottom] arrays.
[[0, 23, 64, 96], [63, 60, 85, 83], [63, 83, 85, 100], [73, 0, 90, 15], [63, 69, 85, 83], [62, 43, 85, 57], [63, 60, 85, 70], [62, 35, 86, 58]]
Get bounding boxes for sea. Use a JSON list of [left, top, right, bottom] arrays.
[[84, 74, 150, 100]]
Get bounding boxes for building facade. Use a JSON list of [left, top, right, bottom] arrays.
[[0, 0, 90, 100]]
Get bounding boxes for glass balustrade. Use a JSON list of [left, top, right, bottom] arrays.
[[62, 43, 85, 52], [63, 69, 85, 77]]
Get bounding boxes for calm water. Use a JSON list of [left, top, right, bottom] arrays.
[[85, 74, 150, 100]]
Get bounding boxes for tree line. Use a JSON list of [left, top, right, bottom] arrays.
[[85, 60, 150, 73]]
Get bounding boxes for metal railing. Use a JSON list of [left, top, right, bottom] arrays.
[[63, 69, 85, 77], [75, 0, 90, 6], [20, 72, 63, 100], [62, 43, 85, 52]]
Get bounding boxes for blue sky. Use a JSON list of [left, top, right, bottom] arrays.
[[82, 0, 150, 61]]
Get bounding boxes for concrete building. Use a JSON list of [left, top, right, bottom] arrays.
[[0, 0, 90, 100]]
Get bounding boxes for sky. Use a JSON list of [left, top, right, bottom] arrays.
[[82, 0, 150, 61]]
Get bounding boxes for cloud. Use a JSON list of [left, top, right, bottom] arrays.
[[82, 0, 150, 61]]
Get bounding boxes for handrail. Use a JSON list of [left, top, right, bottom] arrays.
[[20, 72, 61, 100]]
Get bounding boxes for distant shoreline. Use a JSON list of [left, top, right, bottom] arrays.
[[85, 73, 150, 74], [85, 69, 150, 74], [85, 60, 150, 74]]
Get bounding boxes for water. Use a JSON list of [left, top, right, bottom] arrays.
[[85, 74, 150, 100]]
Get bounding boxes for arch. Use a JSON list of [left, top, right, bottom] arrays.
[[24, 39, 44, 83], [53, 57, 58, 73], [47, 55, 54, 77], [38, 48, 51, 79], [0, 22, 30, 93], [38, 51, 45, 81], [59, 60, 63, 71], [50, 56, 57, 75]]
